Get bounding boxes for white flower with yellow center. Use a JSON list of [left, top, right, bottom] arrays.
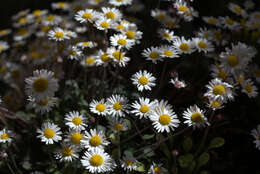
[[89, 99, 109, 116], [251, 124, 260, 150], [0, 41, 9, 53], [174, 0, 189, 15], [0, 29, 11, 37], [95, 49, 112, 66], [122, 29, 143, 44], [48, 27, 69, 41], [0, 129, 13, 143], [109, 0, 133, 6], [148, 163, 167, 174], [162, 16, 180, 29], [88, 0, 103, 6], [151, 9, 167, 22], [52, 2, 70, 10], [183, 105, 209, 129], [42, 15, 62, 26], [131, 97, 155, 119], [241, 79, 258, 98], [83, 129, 110, 150], [107, 94, 129, 117], [101, 7, 122, 21], [107, 47, 130, 67], [95, 17, 113, 31], [25, 69, 59, 101], [37, 122, 62, 144], [196, 27, 213, 40], [159, 45, 180, 58], [131, 70, 156, 92], [54, 142, 79, 162], [65, 129, 86, 147], [210, 64, 229, 80], [112, 22, 129, 32], [110, 34, 134, 50], [81, 148, 116, 173], [152, 99, 173, 113], [27, 96, 58, 114], [109, 118, 128, 132], [77, 41, 97, 49], [228, 3, 247, 17], [158, 29, 176, 43], [65, 111, 87, 131], [202, 16, 220, 26], [220, 16, 240, 30], [65, 30, 77, 39], [75, 9, 97, 23], [204, 78, 234, 102], [193, 37, 214, 53], [81, 56, 96, 67], [67, 46, 82, 60], [121, 156, 138, 171], [142, 46, 163, 64], [206, 98, 224, 110], [173, 36, 195, 54]]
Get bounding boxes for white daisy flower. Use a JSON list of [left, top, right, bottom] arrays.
[[162, 16, 180, 29], [204, 78, 234, 102], [37, 122, 62, 145], [95, 49, 112, 66], [152, 99, 173, 113], [121, 156, 139, 171], [109, 0, 133, 6], [228, 3, 247, 17], [183, 105, 209, 129], [142, 46, 163, 64], [241, 79, 258, 98], [75, 9, 97, 23], [101, 7, 122, 21], [122, 29, 143, 44], [196, 27, 213, 40], [202, 16, 220, 26], [27, 96, 58, 114], [54, 142, 79, 162], [48, 27, 70, 41], [173, 36, 195, 54], [81, 56, 96, 67], [65, 129, 86, 147], [192, 37, 214, 53], [88, 0, 104, 6], [95, 17, 113, 31], [112, 22, 129, 32], [251, 124, 260, 150], [107, 94, 129, 117], [25, 69, 59, 101], [0, 41, 9, 53], [150, 108, 180, 133], [151, 9, 167, 22], [174, 0, 189, 15], [0, 129, 13, 143], [206, 98, 224, 111], [42, 15, 62, 26], [131, 97, 155, 119], [210, 64, 229, 80], [77, 41, 97, 49], [131, 70, 156, 92], [110, 34, 134, 50], [158, 28, 176, 42], [148, 163, 168, 174], [65, 111, 87, 131], [81, 148, 116, 173], [109, 118, 128, 132], [107, 47, 130, 67], [0, 29, 12, 37], [52, 2, 70, 10], [67, 46, 82, 60], [220, 16, 240, 30], [159, 45, 180, 58], [65, 30, 77, 39], [83, 129, 110, 150], [89, 99, 109, 116]]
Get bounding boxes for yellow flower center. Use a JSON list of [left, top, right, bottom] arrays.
[[164, 50, 173, 57], [218, 71, 227, 79], [71, 132, 82, 144], [90, 154, 103, 166], [153, 167, 161, 174], [83, 13, 92, 20], [82, 42, 90, 46], [90, 136, 102, 147], [62, 146, 73, 156], [191, 112, 203, 123], [198, 41, 207, 49], [116, 24, 125, 30], [208, 17, 216, 24], [72, 117, 82, 126], [58, 2, 66, 7], [86, 57, 95, 65], [33, 77, 49, 93], [101, 53, 111, 62], [18, 28, 28, 36], [70, 50, 77, 56], [149, 51, 160, 59], [100, 21, 109, 29], [165, 20, 175, 28], [156, 13, 166, 20], [125, 160, 133, 166], [46, 15, 55, 21], [1, 133, 9, 140], [44, 128, 55, 139], [178, 5, 188, 12], [33, 10, 42, 16], [227, 55, 239, 67], [159, 114, 171, 125], [96, 104, 106, 112], [0, 30, 7, 35], [117, 39, 127, 45], [245, 84, 252, 94], [37, 96, 50, 106], [234, 7, 242, 14], [214, 32, 222, 40], [138, 76, 149, 85], [113, 123, 123, 131], [140, 105, 149, 113], [126, 31, 135, 39], [163, 33, 171, 39], [18, 17, 27, 24], [55, 32, 64, 38], [210, 101, 221, 108], [225, 18, 234, 25], [112, 51, 124, 60], [213, 85, 226, 95], [113, 102, 122, 110], [179, 43, 190, 51], [105, 12, 115, 19]]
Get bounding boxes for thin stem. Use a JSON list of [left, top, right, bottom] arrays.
[[117, 132, 121, 159], [5, 160, 15, 174]]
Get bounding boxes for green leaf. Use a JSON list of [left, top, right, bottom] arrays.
[[178, 154, 194, 168], [209, 137, 225, 149], [135, 162, 145, 172], [183, 137, 193, 152], [198, 152, 210, 167], [143, 147, 155, 157], [143, 134, 154, 140]]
